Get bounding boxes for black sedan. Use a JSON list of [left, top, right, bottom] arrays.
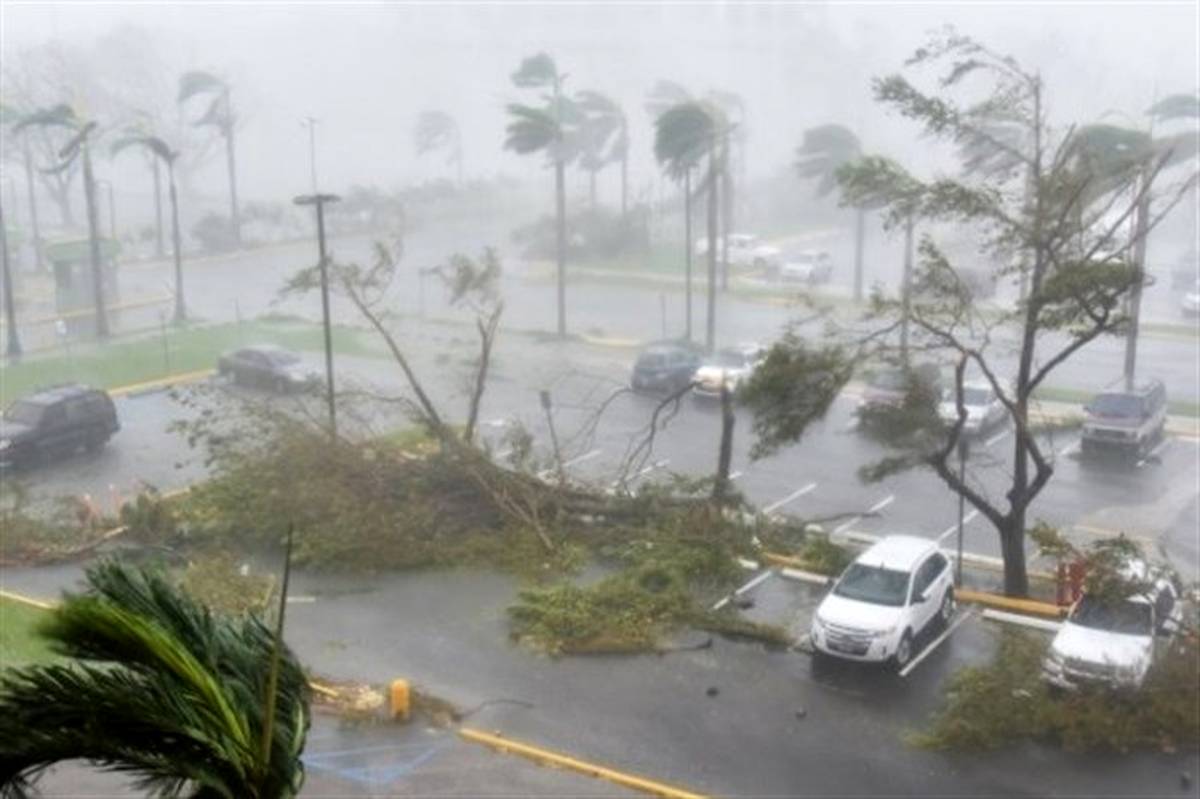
[[217, 345, 322, 393]]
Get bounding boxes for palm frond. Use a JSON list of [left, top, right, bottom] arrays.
[[795, 124, 862, 196], [653, 101, 719, 179], [504, 103, 557, 155], [415, 110, 457, 155], [644, 80, 691, 119], [178, 70, 227, 104], [511, 53, 559, 89], [12, 104, 77, 135], [111, 134, 175, 164], [1147, 93, 1200, 122]]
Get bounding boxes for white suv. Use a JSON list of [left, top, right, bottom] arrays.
[[810, 535, 955, 669], [1042, 563, 1182, 691]]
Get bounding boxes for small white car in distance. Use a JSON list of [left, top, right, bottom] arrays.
[[692, 343, 767, 398], [696, 233, 782, 270], [1182, 280, 1200, 317], [1042, 562, 1182, 691], [779, 250, 833, 284], [810, 535, 955, 669], [937, 380, 1007, 436]]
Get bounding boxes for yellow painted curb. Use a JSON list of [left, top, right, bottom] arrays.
[[1, 295, 173, 326], [108, 368, 215, 397], [956, 588, 1065, 619], [0, 589, 55, 610], [762, 552, 825, 573], [459, 727, 708, 799], [579, 333, 643, 349]]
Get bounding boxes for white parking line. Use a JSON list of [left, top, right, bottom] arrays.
[[712, 569, 775, 611], [937, 509, 980, 543], [494, 448, 513, 461], [985, 429, 1010, 449], [729, 470, 743, 481], [899, 608, 976, 678], [1136, 438, 1172, 468], [1056, 441, 1078, 458], [762, 482, 818, 515], [831, 494, 894, 538], [608, 459, 670, 490]]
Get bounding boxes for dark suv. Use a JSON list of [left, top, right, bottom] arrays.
[[0, 385, 120, 469], [631, 341, 703, 394], [1081, 380, 1167, 459]]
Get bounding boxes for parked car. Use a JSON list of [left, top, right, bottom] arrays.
[[1042, 561, 1181, 691], [630, 340, 703, 394], [1181, 280, 1200, 317], [810, 535, 955, 669], [696, 233, 782, 270], [217, 345, 322, 393], [937, 379, 1007, 436], [692, 343, 767, 398], [1080, 379, 1167, 459], [0, 384, 119, 469], [858, 363, 943, 413], [777, 250, 833, 284]]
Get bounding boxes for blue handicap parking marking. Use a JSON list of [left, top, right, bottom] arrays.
[[303, 739, 451, 786]]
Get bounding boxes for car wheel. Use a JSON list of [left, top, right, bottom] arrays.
[[84, 431, 107, 453], [892, 631, 914, 671], [938, 590, 956, 627]]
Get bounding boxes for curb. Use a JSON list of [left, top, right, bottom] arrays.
[[108, 368, 216, 398], [459, 727, 707, 799], [0, 589, 55, 610], [956, 588, 1065, 619]]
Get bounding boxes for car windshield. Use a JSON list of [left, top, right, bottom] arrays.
[[637, 352, 668, 369], [1070, 596, 1152, 635], [260, 349, 300, 366], [833, 563, 910, 607], [1089, 393, 1141, 418], [3, 400, 45, 426]]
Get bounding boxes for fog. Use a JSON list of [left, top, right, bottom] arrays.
[[3, 2, 1196, 214]]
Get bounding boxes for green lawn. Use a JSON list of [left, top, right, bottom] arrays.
[[2, 319, 380, 406], [0, 597, 55, 670]]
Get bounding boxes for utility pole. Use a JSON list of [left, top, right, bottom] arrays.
[[294, 193, 340, 438], [1, 198, 22, 358], [302, 117, 319, 193]]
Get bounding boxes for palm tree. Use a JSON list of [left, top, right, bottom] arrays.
[[414, 110, 463, 184], [0, 195, 19, 358], [0, 559, 310, 797], [1069, 94, 1199, 389], [655, 101, 729, 353], [504, 52, 580, 338], [646, 82, 696, 340], [179, 71, 240, 247], [112, 133, 187, 323], [836, 154, 923, 362], [795, 124, 868, 302], [2, 102, 45, 272], [575, 91, 628, 215], [14, 104, 109, 338], [707, 90, 744, 292]]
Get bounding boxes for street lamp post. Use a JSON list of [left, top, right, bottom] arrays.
[[294, 192, 340, 438], [1, 198, 22, 358]]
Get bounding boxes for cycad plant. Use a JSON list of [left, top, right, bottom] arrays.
[[0, 559, 310, 798]]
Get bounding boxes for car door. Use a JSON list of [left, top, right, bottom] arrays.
[[63, 397, 92, 450], [36, 402, 72, 458], [909, 556, 941, 631]]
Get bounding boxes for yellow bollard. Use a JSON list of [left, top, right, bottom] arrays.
[[390, 679, 411, 722]]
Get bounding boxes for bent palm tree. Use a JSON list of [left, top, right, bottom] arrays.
[[112, 134, 187, 323], [576, 91, 628, 215], [505, 52, 580, 337], [647, 82, 697, 340], [414, 110, 463, 184], [795, 124, 868, 301], [179, 70, 240, 246], [0, 560, 310, 798], [707, 90, 744, 292], [655, 101, 728, 352], [14, 104, 109, 337]]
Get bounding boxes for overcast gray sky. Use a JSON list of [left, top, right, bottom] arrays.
[[2, 2, 1197, 212]]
